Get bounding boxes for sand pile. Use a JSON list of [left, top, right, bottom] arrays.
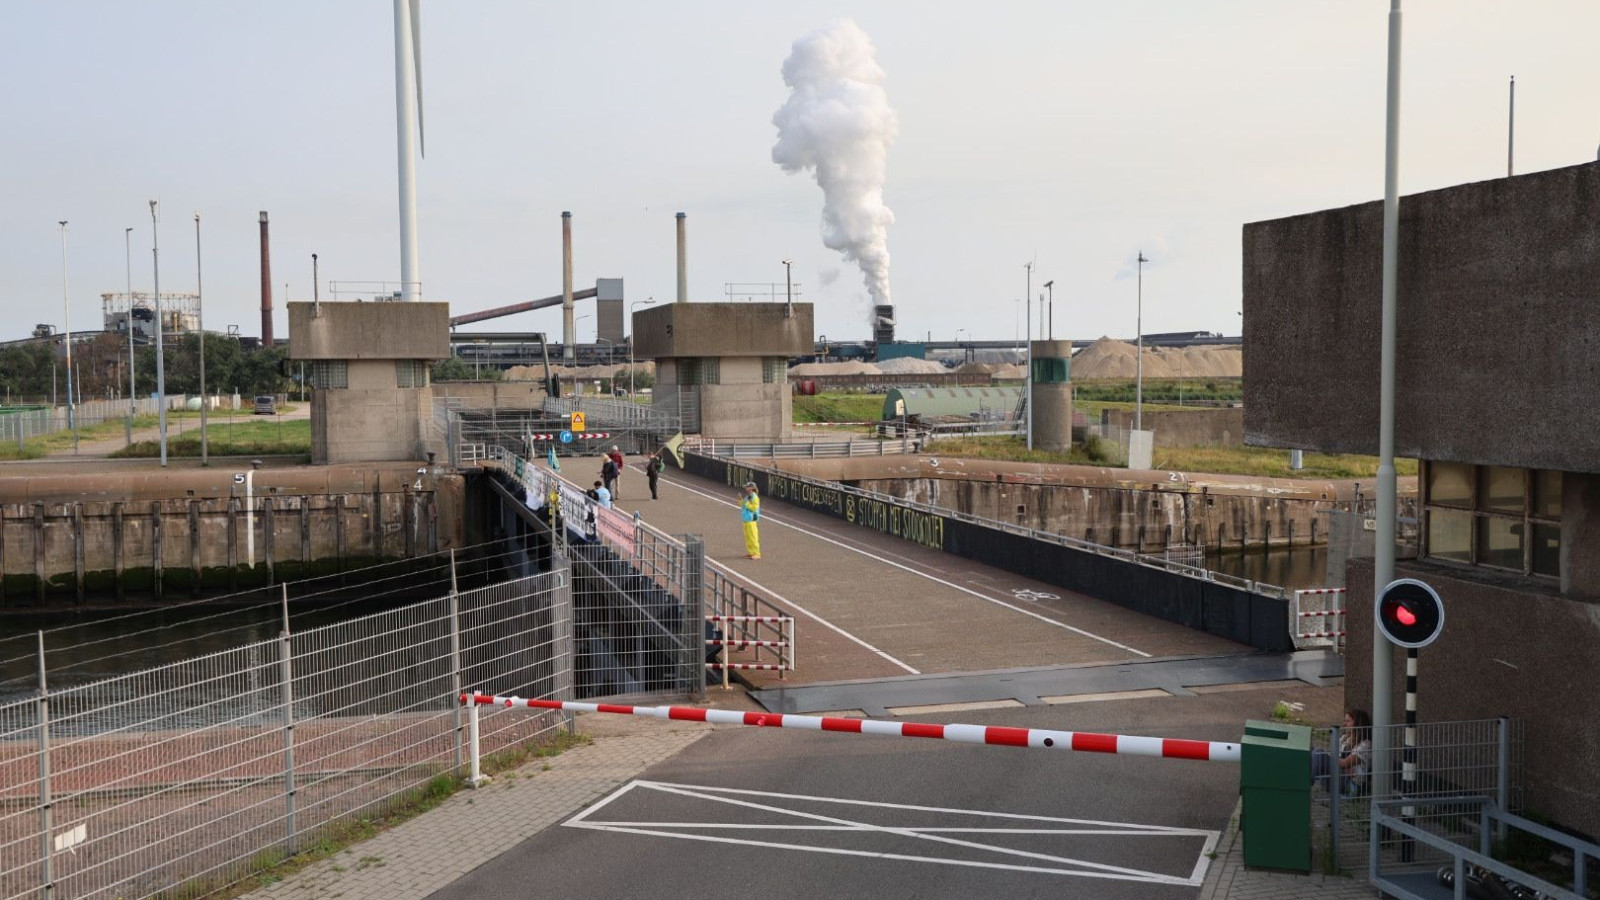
[[876, 357, 948, 375], [1069, 337, 1241, 379], [789, 361, 883, 376], [990, 363, 1027, 380]]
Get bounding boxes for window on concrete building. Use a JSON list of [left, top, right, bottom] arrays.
[[677, 358, 719, 386], [1422, 461, 1561, 579], [396, 360, 429, 388], [1032, 358, 1069, 383], [763, 357, 785, 384], [309, 360, 348, 389]]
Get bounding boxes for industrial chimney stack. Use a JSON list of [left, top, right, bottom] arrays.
[[259, 211, 274, 347], [675, 212, 687, 303], [561, 211, 574, 363]]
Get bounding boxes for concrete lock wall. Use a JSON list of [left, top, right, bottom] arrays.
[[1101, 407, 1246, 448], [1342, 557, 1600, 839], [431, 380, 548, 410], [288, 302, 452, 361], [633, 302, 814, 359], [311, 371, 434, 464], [701, 384, 792, 441], [0, 467, 466, 606], [856, 475, 1339, 553]]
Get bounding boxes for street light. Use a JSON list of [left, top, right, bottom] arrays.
[[1024, 261, 1034, 451], [151, 200, 168, 468], [955, 327, 966, 343], [196, 212, 208, 466], [57, 221, 77, 452], [1043, 280, 1055, 340], [125, 226, 135, 410], [1135, 251, 1148, 433], [781, 259, 794, 318], [629, 298, 654, 396]]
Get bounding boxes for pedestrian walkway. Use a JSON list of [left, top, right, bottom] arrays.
[[1199, 800, 1378, 899], [241, 703, 739, 900]]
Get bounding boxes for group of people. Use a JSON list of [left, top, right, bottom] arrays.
[[587, 445, 666, 509]]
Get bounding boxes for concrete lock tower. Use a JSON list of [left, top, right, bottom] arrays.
[[288, 301, 451, 463], [634, 302, 813, 441], [1029, 339, 1073, 451]]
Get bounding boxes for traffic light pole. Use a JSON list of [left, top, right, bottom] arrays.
[[1401, 646, 1418, 862], [1373, 0, 1404, 816]]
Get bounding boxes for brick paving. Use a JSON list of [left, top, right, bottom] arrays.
[[1198, 800, 1381, 900]]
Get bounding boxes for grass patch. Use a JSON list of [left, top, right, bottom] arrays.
[[928, 435, 1122, 467], [1154, 446, 1418, 479], [793, 393, 886, 423], [111, 419, 311, 459], [0, 412, 164, 460], [167, 728, 591, 900]]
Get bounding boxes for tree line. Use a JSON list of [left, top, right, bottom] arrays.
[[0, 334, 289, 405]]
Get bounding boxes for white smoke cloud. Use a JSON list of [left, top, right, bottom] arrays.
[[772, 19, 898, 306]]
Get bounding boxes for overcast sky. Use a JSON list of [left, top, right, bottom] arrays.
[[3, 1, 1596, 347]]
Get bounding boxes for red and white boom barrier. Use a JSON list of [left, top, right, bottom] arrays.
[[461, 694, 1241, 769]]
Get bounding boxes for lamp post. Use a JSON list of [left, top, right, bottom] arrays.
[[57, 221, 78, 452], [196, 213, 208, 466], [781, 259, 794, 318], [151, 200, 168, 468], [1135, 252, 1148, 432], [629, 298, 654, 396], [125, 226, 135, 410], [1043, 280, 1054, 340], [1024, 261, 1034, 450]]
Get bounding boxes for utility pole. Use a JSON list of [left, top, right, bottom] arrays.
[[151, 201, 168, 467], [1136, 252, 1148, 432], [1044, 280, 1054, 340], [58, 221, 78, 452], [125, 226, 135, 412], [196, 213, 208, 466]]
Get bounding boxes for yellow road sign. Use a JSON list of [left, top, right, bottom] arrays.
[[571, 411, 587, 433]]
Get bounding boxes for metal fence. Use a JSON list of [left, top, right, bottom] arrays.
[[0, 555, 572, 900], [485, 446, 795, 695], [0, 397, 187, 448], [1291, 588, 1347, 651], [1311, 717, 1522, 876], [688, 436, 915, 459], [543, 395, 680, 434]]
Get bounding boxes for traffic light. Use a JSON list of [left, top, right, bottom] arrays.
[[1376, 579, 1445, 648]]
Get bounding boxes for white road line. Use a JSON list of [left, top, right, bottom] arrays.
[[701, 561, 920, 675], [653, 473, 1150, 658]]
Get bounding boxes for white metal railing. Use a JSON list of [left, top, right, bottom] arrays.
[[1292, 588, 1347, 651], [687, 436, 917, 459], [543, 396, 680, 433]]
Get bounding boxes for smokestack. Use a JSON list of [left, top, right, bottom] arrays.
[[675, 212, 687, 303], [563, 209, 576, 360], [259, 211, 274, 347]]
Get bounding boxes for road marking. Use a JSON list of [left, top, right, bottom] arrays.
[[654, 474, 1150, 658], [566, 780, 1218, 885], [1012, 588, 1061, 602], [701, 560, 921, 675]]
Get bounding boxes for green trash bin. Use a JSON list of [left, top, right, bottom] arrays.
[[1239, 719, 1311, 872]]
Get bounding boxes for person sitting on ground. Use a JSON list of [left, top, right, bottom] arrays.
[[1311, 707, 1372, 795]]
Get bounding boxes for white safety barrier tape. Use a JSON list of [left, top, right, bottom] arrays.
[[464, 695, 1242, 763], [1294, 587, 1348, 596], [707, 614, 792, 623], [708, 639, 791, 648], [1299, 630, 1348, 639], [1297, 610, 1346, 618], [706, 663, 790, 671]]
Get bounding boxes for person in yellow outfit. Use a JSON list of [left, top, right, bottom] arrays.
[[740, 481, 762, 559]]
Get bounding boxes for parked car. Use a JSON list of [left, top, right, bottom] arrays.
[[253, 395, 276, 415]]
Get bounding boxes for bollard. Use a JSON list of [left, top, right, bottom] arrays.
[[466, 692, 487, 787]]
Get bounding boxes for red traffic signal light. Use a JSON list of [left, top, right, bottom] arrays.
[[1376, 579, 1444, 648]]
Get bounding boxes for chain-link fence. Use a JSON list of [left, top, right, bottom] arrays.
[[1311, 717, 1522, 876], [0, 549, 572, 900]]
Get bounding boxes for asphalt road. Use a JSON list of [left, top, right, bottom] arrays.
[[427, 686, 1332, 900]]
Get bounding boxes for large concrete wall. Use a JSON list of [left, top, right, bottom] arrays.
[[1342, 557, 1600, 839], [0, 465, 465, 606], [701, 384, 793, 441], [1102, 407, 1245, 448], [310, 363, 435, 464], [431, 380, 548, 410], [1242, 161, 1600, 474]]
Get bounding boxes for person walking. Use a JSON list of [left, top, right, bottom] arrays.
[[600, 455, 619, 499], [740, 481, 761, 559], [607, 445, 625, 498], [646, 451, 663, 500]]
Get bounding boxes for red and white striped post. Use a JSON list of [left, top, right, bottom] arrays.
[[462, 694, 1241, 763]]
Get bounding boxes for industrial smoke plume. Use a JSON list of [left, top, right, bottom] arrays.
[[772, 19, 898, 307]]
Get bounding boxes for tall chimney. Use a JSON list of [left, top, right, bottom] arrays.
[[259, 211, 274, 347], [675, 212, 687, 303], [561, 211, 574, 363]]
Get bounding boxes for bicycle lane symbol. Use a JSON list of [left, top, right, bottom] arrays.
[[1011, 588, 1061, 603]]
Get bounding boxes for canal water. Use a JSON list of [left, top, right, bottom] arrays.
[[1205, 546, 1332, 590]]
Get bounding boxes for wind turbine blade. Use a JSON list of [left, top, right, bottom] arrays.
[[410, 0, 425, 157]]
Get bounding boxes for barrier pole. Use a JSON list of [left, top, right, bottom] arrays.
[[36, 633, 54, 900], [467, 695, 1241, 762], [466, 690, 485, 787]]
